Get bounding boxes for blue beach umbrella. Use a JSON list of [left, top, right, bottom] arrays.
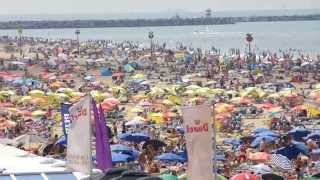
[[304, 132, 320, 141], [119, 133, 150, 143], [111, 152, 131, 163], [223, 138, 241, 146], [251, 136, 278, 148], [100, 68, 112, 76], [156, 153, 186, 162], [254, 128, 270, 134], [292, 140, 309, 155], [288, 128, 310, 140], [111, 144, 133, 153], [55, 135, 67, 145], [257, 131, 280, 137]]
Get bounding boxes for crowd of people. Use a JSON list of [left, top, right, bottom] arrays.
[[0, 35, 320, 179]]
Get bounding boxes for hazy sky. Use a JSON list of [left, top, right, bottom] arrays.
[[0, 0, 319, 14]]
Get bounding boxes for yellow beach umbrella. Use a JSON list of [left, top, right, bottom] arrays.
[[150, 113, 164, 124], [29, 90, 45, 97], [168, 95, 182, 105], [149, 87, 165, 96], [32, 110, 46, 117], [69, 91, 85, 98], [0, 90, 15, 96], [31, 97, 48, 105], [186, 85, 201, 90], [131, 107, 144, 113], [183, 89, 196, 96], [20, 96, 32, 102], [162, 99, 175, 106], [7, 108, 19, 113], [131, 73, 145, 79], [211, 88, 225, 95]]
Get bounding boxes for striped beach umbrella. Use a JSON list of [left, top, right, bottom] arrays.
[[270, 154, 293, 170]]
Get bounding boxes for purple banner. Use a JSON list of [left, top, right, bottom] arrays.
[[92, 99, 112, 171]]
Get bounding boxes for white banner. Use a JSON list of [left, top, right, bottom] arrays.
[[182, 104, 214, 180], [67, 96, 92, 175]]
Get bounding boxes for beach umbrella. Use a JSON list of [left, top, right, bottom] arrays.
[[288, 128, 310, 140], [186, 85, 201, 90], [119, 133, 150, 143], [120, 149, 140, 161], [162, 99, 175, 106], [0, 90, 15, 96], [159, 174, 178, 180], [124, 64, 135, 72], [240, 135, 256, 142], [111, 144, 133, 153], [131, 74, 145, 79], [125, 119, 145, 126], [142, 139, 166, 151], [215, 103, 235, 113], [248, 152, 271, 162], [101, 68, 112, 76], [275, 145, 306, 160], [261, 173, 284, 180], [211, 88, 225, 95], [230, 172, 259, 180], [131, 107, 144, 113], [250, 136, 278, 148], [104, 98, 121, 106], [249, 164, 273, 174], [29, 90, 45, 97], [31, 110, 46, 117], [254, 128, 271, 134], [111, 152, 131, 163], [50, 81, 65, 89], [156, 153, 186, 162], [149, 87, 165, 96], [55, 135, 67, 145], [292, 140, 309, 155], [223, 138, 241, 146], [270, 154, 293, 171], [304, 132, 320, 141], [150, 113, 164, 124], [257, 131, 280, 137], [183, 89, 196, 96]]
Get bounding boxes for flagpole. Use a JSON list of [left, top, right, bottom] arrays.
[[89, 96, 93, 180], [212, 101, 217, 180]]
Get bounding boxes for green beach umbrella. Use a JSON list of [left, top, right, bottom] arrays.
[[160, 174, 179, 180]]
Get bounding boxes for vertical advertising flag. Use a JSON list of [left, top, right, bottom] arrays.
[[182, 104, 214, 180], [61, 103, 71, 137], [92, 99, 112, 171], [67, 96, 92, 175]]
